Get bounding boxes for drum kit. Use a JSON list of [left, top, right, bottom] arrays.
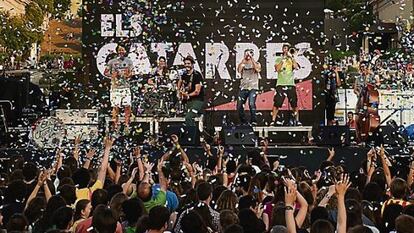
[[132, 65, 185, 117]]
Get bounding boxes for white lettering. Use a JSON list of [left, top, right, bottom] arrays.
[[115, 14, 129, 37], [101, 14, 114, 37], [205, 43, 231, 79], [173, 43, 202, 72]]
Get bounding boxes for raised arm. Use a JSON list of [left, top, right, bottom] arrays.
[[123, 167, 138, 195], [184, 161, 196, 188], [133, 147, 145, 181], [318, 185, 336, 207], [408, 161, 414, 187], [51, 148, 63, 176], [157, 159, 168, 192], [379, 145, 392, 187], [97, 137, 114, 184], [83, 148, 96, 169], [261, 139, 270, 167], [202, 142, 213, 157], [215, 145, 224, 173], [73, 135, 81, 162], [336, 174, 351, 233], [142, 161, 154, 183], [294, 188, 309, 228], [25, 171, 46, 210], [172, 134, 189, 164], [284, 185, 297, 233], [327, 147, 335, 162], [114, 159, 122, 184]]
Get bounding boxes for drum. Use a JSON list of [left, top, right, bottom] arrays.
[[168, 70, 178, 80], [31, 116, 66, 148]]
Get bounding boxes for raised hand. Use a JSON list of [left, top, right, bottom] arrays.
[[74, 135, 81, 145], [131, 167, 138, 178], [104, 136, 115, 149], [114, 158, 122, 167], [37, 170, 47, 186], [143, 161, 154, 173], [335, 174, 351, 197], [86, 148, 96, 159], [284, 185, 297, 207], [283, 177, 297, 190], [218, 145, 225, 155], [133, 147, 141, 157], [328, 147, 335, 158], [171, 134, 179, 145]]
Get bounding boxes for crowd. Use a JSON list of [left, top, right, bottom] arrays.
[[338, 50, 414, 90], [1, 133, 414, 233]]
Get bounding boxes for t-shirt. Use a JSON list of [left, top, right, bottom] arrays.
[[107, 57, 134, 89], [76, 180, 103, 201], [75, 217, 123, 233], [144, 190, 167, 212], [180, 70, 204, 101], [323, 69, 338, 99], [240, 63, 259, 90], [276, 57, 295, 86]]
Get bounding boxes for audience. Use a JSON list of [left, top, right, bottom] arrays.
[[1, 134, 413, 233]]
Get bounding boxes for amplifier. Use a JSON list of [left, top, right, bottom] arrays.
[[55, 109, 99, 125]]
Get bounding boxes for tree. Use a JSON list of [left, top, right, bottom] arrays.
[[25, 2, 44, 28], [0, 15, 42, 54], [326, 0, 374, 32], [33, 0, 54, 14]]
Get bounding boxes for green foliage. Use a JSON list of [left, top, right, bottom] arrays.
[[328, 50, 356, 61], [25, 2, 44, 28], [0, 13, 43, 54], [325, 0, 345, 12], [54, 0, 71, 18], [326, 0, 374, 32], [0, 52, 8, 63], [33, 0, 54, 14]]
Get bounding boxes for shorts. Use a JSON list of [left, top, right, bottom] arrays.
[[273, 85, 297, 108], [110, 88, 131, 107]]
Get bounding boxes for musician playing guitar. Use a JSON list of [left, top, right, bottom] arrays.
[[177, 55, 205, 126], [354, 61, 381, 143]]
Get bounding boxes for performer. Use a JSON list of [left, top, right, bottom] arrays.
[[177, 56, 204, 126], [354, 61, 381, 141], [272, 44, 301, 126], [237, 49, 261, 125], [323, 64, 341, 125], [104, 45, 134, 134], [149, 56, 168, 88]]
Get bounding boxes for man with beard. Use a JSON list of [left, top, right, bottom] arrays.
[[177, 55, 205, 126]]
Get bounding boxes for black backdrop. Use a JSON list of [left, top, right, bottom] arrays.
[[82, 0, 326, 127]]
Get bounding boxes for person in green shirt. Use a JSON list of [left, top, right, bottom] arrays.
[[134, 159, 168, 212], [272, 44, 301, 126]]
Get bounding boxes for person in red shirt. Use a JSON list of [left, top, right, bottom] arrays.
[[347, 111, 356, 129]]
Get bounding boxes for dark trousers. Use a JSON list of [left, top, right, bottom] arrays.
[[237, 89, 258, 123], [185, 100, 204, 126], [325, 95, 336, 122]]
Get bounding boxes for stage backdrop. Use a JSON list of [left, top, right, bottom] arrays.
[[82, 0, 326, 126]]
